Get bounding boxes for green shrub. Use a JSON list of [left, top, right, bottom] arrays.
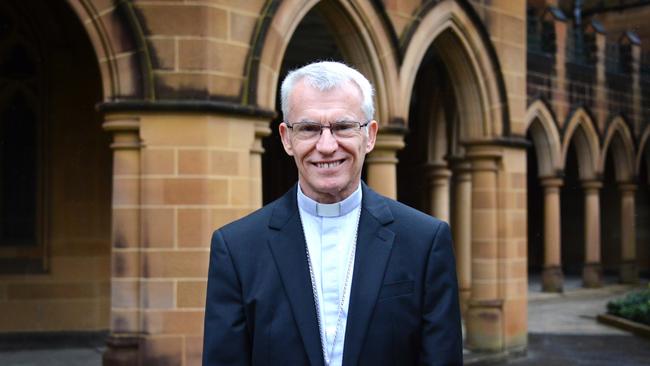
[[607, 287, 650, 326]]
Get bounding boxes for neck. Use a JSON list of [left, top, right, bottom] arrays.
[[299, 182, 360, 204]]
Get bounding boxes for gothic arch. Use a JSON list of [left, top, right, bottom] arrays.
[[399, 0, 506, 140], [251, 0, 400, 124], [600, 117, 635, 182], [526, 100, 562, 177], [636, 124, 650, 183], [64, 0, 150, 100], [561, 108, 600, 180]]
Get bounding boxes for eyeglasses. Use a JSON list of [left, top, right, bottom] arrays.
[[286, 121, 369, 141]]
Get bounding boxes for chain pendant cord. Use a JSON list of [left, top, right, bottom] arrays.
[[303, 208, 361, 366]]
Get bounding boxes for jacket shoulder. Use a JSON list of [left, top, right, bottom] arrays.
[[217, 201, 274, 238]]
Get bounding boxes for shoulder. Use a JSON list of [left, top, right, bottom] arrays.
[[217, 201, 275, 239], [363, 184, 447, 232], [216, 186, 296, 240]]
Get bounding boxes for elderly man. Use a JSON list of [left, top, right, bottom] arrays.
[[203, 61, 462, 366]]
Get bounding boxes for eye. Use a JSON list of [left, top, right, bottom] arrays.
[[292, 123, 319, 133], [332, 121, 357, 132], [298, 123, 322, 133]]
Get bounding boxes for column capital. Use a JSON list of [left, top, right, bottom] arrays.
[[251, 121, 271, 154], [103, 116, 141, 150], [447, 155, 470, 168], [254, 121, 272, 138], [581, 180, 602, 190], [366, 130, 405, 164], [618, 182, 637, 193], [423, 162, 452, 179], [373, 129, 406, 150], [540, 176, 563, 188], [464, 144, 501, 172]]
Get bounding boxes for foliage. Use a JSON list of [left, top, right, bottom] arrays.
[[607, 286, 650, 326]]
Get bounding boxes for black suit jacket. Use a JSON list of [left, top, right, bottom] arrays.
[[203, 183, 462, 365]]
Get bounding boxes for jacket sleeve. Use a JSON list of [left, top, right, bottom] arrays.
[[203, 230, 251, 366], [419, 222, 463, 365]]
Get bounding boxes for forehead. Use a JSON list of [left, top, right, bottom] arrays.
[[287, 79, 364, 121]]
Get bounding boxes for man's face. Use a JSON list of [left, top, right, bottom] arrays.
[[279, 79, 378, 203]]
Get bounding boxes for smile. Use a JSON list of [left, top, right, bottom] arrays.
[[314, 159, 344, 168]]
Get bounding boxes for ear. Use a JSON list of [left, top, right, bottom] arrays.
[[279, 122, 294, 156], [365, 120, 378, 153]]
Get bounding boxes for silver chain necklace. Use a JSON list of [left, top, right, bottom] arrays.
[[302, 207, 361, 366]]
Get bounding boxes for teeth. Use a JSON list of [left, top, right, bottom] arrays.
[[316, 160, 342, 168]]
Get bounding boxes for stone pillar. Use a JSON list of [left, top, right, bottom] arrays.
[[427, 163, 451, 222], [619, 183, 638, 283], [251, 121, 271, 208], [366, 127, 405, 199], [450, 159, 472, 315], [465, 147, 503, 352], [582, 180, 602, 288], [540, 177, 564, 292], [102, 115, 142, 365]]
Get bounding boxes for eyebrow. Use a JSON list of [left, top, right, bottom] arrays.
[[294, 118, 360, 124]]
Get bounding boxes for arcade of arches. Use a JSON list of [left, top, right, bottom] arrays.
[[0, 1, 647, 365]]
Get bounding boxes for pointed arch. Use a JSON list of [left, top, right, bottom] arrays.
[[600, 117, 635, 182], [65, 0, 150, 100], [251, 0, 400, 124], [636, 124, 650, 183], [525, 100, 562, 177], [561, 108, 600, 180], [399, 0, 506, 140]]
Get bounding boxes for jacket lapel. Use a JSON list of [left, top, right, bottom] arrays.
[[266, 186, 324, 366], [343, 183, 395, 366]]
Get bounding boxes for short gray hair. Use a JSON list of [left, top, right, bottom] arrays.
[[280, 61, 375, 122]]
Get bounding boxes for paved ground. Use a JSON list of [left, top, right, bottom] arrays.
[[0, 348, 103, 366], [1, 276, 648, 365], [494, 276, 650, 365]]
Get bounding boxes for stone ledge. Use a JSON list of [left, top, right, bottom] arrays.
[[597, 313, 650, 339]]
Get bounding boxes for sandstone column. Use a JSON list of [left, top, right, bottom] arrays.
[[427, 163, 451, 222], [251, 121, 271, 208], [450, 159, 472, 314], [366, 127, 405, 199], [619, 183, 638, 283], [540, 177, 563, 292], [582, 180, 602, 287], [465, 147, 503, 352], [102, 115, 142, 365]]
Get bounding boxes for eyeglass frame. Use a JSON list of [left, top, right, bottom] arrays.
[[284, 120, 370, 140]]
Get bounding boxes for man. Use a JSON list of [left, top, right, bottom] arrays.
[[203, 61, 462, 365]]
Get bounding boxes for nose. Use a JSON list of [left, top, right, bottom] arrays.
[[315, 127, 338, 154]]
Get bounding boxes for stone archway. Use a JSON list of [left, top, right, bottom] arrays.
[[635, 126, 650, 278], [0, 0, 110, 336], [600, 118, 637, 283], [525, 100, 563, 291], [397, 0, 523, 354], [250, 0, 399, 125], [64, 0, 149, 100], [561, 109, 602, 286], [399, 0, 507, 141]]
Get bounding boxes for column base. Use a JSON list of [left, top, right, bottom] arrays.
[[465, 299, 504, 352], [542, 266, 564, 293], [582, 263, 602, 288], [619, 261, 639, 284], [103, 334, 140, 366]]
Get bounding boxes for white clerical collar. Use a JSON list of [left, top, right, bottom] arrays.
[[297, 183, 362, 217]]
